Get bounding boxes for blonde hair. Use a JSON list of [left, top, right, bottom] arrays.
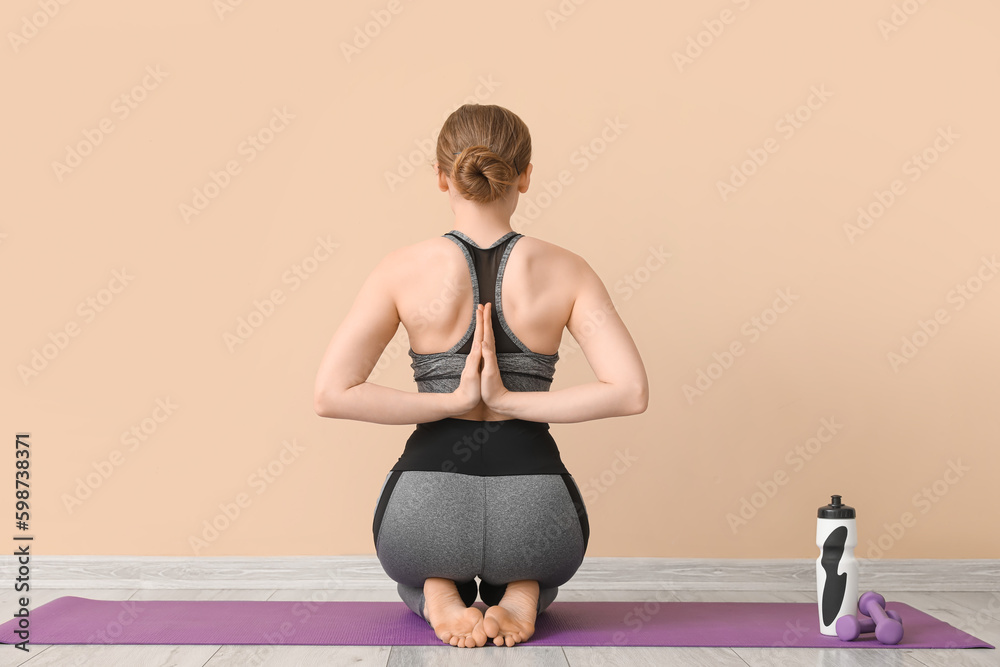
[[436, 104, 531, 204]]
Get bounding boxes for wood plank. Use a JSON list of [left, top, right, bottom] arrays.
[[934, 591, 1000, 624], [734, 646, 929, 667], [564, 646, 748, 666], [4, 644, 221, 667], [3, 556, 996, 592], [670, 590, 813, 603], [388, 645, 569, 665], [204, 645, 390, 666]]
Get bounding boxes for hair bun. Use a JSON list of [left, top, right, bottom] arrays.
[[452, 145, 519, 205]]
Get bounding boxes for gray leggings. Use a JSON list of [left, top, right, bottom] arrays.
[[373, 470, 590, 624]]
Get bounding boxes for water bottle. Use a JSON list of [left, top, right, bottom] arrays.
[[816, 494, 858, 635]]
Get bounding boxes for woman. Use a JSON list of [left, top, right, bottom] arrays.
[[314, 104, 648, 648]]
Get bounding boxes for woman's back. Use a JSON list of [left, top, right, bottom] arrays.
[[400, 231, 572, 356], [392, 230, 578, 420]]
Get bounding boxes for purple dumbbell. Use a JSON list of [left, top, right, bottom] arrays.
[[858, 591, 904, 645], [836, 608, 903, 641]]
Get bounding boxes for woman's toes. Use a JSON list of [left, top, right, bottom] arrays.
[[440, 607, 485, 648]]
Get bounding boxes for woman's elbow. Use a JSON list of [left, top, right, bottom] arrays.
[[314, 396, 331, 418], [628, 382, 648, 415], [314, 389, 341, 419]]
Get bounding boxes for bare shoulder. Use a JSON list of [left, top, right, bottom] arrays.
[[514, 234, 585, 273], [377, 236, 453, 278], [523, 237, 615, 316]]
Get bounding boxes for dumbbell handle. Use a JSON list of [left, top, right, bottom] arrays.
[[860, 610, 901, 633], [861, 609, 902, 633], [836, 609, 902, 641], [866, 600, 889, 623], [860, 596, 904, 644]]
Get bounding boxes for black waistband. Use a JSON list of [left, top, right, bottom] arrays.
[[390, 417, 569, 476]]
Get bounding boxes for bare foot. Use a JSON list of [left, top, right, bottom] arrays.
[[423, 577, 487, 648], [483, 580, 539, 647]]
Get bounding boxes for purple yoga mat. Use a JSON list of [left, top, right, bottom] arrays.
[[0, 597, 993, 648]]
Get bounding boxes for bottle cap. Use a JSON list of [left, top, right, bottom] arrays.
[[817, 494, 855, 519]]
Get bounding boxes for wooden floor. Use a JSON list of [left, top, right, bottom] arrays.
[[0, 587, 996, 666]]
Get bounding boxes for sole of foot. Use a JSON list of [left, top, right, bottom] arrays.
[[483, 579, 539, 647], [423, 577, 487, 648]]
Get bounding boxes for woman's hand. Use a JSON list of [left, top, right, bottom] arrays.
[[479, 302, 511, 411], [452, 303, 485, 414]]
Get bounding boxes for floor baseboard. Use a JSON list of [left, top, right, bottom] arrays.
[[2, 556, 996, 591]]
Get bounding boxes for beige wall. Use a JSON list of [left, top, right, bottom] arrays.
[[4, 1, 997, 559]]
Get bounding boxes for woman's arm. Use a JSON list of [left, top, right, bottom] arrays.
[[313, 251, 464, 425], [489, 254, 649, 424], [492, 382, 644, 424], [317, 381, 465, 425]]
